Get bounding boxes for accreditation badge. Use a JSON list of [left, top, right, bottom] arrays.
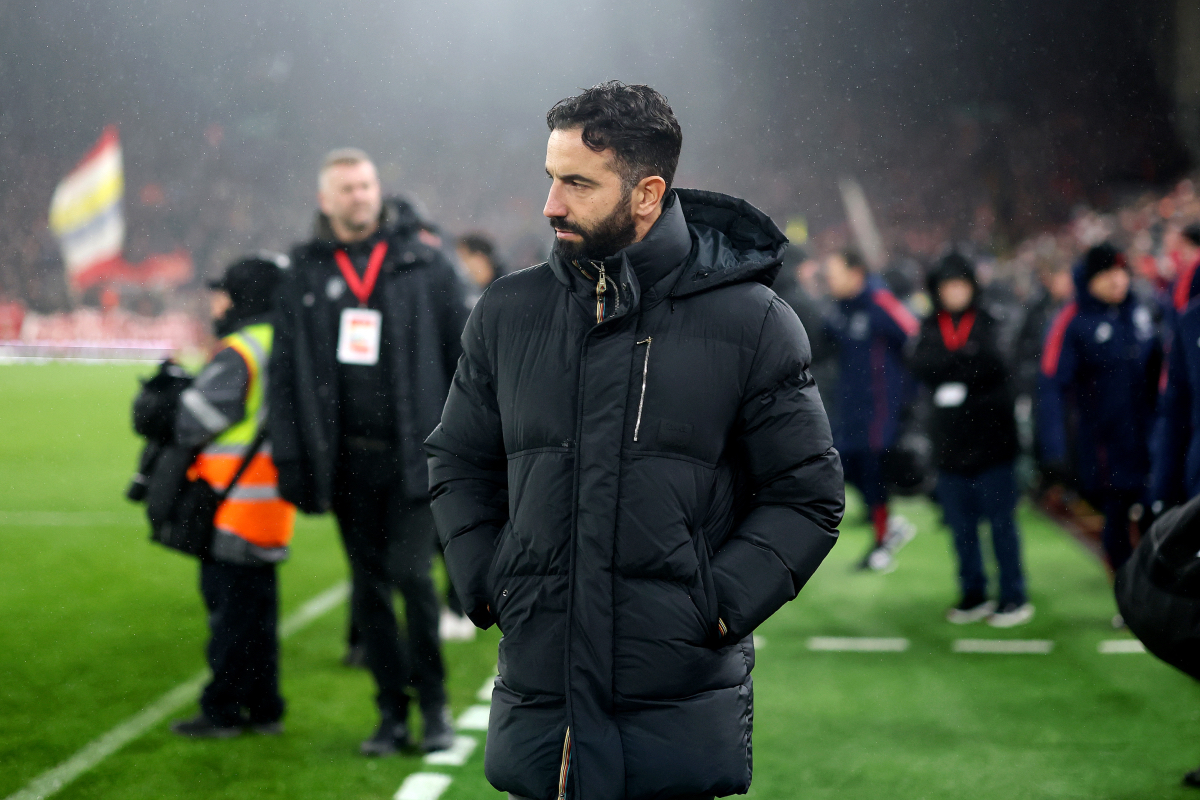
[[337, 308, 382, 365]]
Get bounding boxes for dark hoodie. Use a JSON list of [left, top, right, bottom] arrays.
[[426, 189, 844, 800], [270, 197, 468, 512], [1039, 251, 1162, 494], [909, 254, 1018, 475]]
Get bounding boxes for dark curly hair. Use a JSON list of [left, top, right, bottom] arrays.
[[546, 80, 683, 197]]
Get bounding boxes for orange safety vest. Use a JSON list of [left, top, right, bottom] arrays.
[[186, 323, 295, 551]]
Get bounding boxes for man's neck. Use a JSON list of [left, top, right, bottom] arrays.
[[331, 218, 379, 244]]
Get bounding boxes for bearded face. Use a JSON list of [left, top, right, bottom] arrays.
[[549, 185, 637, 263]]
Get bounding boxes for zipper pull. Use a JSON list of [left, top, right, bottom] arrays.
[[634, 338, 653, 442], [595, 264, 608, 323], [557, 726, 572, 799]]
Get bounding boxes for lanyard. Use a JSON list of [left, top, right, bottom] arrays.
[[333, 241, 388, 306], [937, 309, 976, 351]]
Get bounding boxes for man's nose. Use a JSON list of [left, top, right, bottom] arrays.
[[543, 182, 567, 219]]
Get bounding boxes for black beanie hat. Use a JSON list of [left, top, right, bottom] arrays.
[[208, 253, 288, 315], [926, 252, 977, 308], [1080, 242, 1127, 284]]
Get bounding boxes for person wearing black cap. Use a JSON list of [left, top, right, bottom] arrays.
[[1040, 243, 1162, 574], [910, 253, 1031, 626], [170, 253, 296, 738], [270, 148, 466, 754]]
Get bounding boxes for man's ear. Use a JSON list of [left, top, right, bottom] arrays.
[[632, 176, 667, 219]]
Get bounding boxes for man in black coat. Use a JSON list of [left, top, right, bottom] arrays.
[[270, 148, 468, 754], [426, 81, 844, 800], [910, 254, 1031, 627]]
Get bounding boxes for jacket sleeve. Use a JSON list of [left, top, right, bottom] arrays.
[[908, 319, 952, 384], [1038, 316, 1078, 465], [425, 292, 507, 629], [1151, 331, 1190, 508], [711, 297, 845, 641], [268, 273, 318, 512], [174, 347, 248, 448]]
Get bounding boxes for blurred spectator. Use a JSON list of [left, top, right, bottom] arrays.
[[823, 250, 919, 571], [455, 232, 501, 306], [1039, 244, 1162, 574], [910, 254, 1031, 627]]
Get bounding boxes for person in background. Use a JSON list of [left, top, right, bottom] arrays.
[[824, 249, 919, 571], [271, 148, 466, 754], [455, 233, 502, 307], [910, 253, 1032, 627], [170, 255, 296, 737], [1012, 258, 1075, 483], [775, 246, 838, 417], [1040, 243, 1162, 576], [1151, 250, 1200, 515]]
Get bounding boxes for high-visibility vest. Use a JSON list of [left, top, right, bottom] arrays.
[[187, 323, 295, 551]]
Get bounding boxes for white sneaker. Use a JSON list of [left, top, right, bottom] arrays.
[[883, 515, 917, 554], [946, 598, 997, 624], [439, 608, 476, 641], [987, 602, 1035, 628]]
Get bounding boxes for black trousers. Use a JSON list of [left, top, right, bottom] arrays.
[[199, 560, 284, 726], [333, 450, 446, 718]]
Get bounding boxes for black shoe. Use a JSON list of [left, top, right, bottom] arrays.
[[360, 717, 410, 756], [342, 644, 367, 668], [1184, 766, 1200, 788], [170, 714, 241, 739], [421, 707, 455, 753]]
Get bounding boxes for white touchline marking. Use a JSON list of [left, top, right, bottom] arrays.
[[476, 675, 496, 702], [3, 581, 350, 800], [953, 639, 1053, 654], [1098, 639, 1146, 654], [807, 637, 909, 652], [394, 772, 453, 800], [456, 705, 492, 731], [752, 635, 767, 649], [0, 511, 139, 527], [423, 735, 478, 767]]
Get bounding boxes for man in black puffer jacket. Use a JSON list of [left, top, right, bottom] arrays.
[[910, 253, 1031, 628], [426, 82, 844, 800]]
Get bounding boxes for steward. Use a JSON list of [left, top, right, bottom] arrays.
[[270, 149, 467, 754], [909, 253, 1031, 627], [169, 254, 295, 738]]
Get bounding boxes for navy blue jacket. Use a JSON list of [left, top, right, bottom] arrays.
[[1039, 263, 1162, 494], [1152, 266, 1200, 505], [824, 277, 918, 453]]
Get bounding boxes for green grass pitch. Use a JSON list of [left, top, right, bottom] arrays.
[[1, 362, 1198, 799]]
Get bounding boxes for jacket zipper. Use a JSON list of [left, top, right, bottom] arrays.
[[557, 726, 572, 799], [595, 264, 607, 324], [634, 337, 653, 441]]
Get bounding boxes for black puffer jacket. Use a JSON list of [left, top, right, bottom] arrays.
[[271, 198, 468, 512], [909, 255, 1019, 475], [426, 190, 844, 800]]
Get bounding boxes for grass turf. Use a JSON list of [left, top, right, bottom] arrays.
[[0, 362, 1197, 799]]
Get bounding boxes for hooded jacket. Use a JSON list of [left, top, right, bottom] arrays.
[[909, 256, 1018, 475], [1152, 265, 1200, 506], [271, 198, 468, 512], [425, 190, 844, 800], [1039, 259, 1162, 494], [823, 275, 919, 454]]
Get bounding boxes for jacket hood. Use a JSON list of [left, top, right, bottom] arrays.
[[926, 252, 979, 313], [671, 188, 788, 297], [1073, 251, 1133, 315], [308, 196, 426, 252]]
